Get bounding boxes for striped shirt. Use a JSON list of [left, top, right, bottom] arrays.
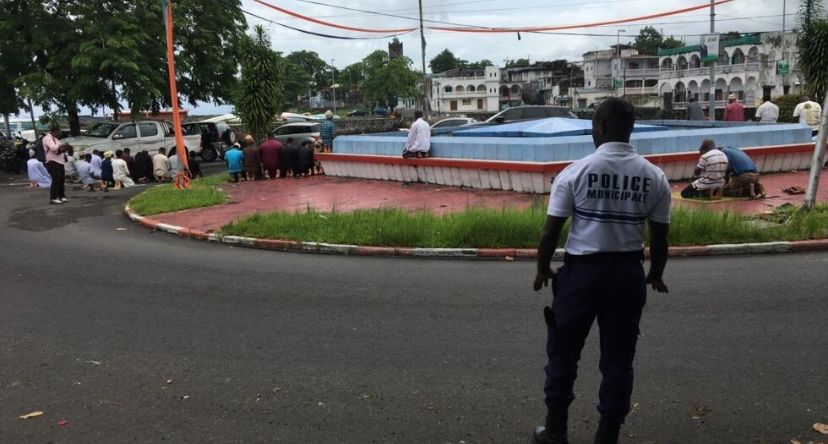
[[547, 142, 672, 255], [692, 149, 728, 189]]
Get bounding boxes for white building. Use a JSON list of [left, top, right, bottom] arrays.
[[578, 31, 800, 110], [431, 66, 502, 114], [658, 31, 799, 109]]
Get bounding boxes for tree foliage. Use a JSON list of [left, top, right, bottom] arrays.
[[506, 58, 530, 68], [285, 50, 330, 88], [633, 26, 684, 55], [429, 49, 466, 73], [234, 25, 284, 144], [797, 0, 828, 102], [361, 50, 419, 108], [0, 0, 246, 135]]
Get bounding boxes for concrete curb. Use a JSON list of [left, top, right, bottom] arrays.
[[124, 206, 828, 259]]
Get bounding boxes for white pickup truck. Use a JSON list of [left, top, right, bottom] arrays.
[[62, 120, 201, 157]]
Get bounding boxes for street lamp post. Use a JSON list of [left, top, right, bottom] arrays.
[[331, 59, 336, 113], [616, 29, 626, 95]]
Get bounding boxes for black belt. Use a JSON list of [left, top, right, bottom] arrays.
[[564, 250, 644, 263]]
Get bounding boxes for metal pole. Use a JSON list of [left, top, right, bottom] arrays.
[[419, 0, 429, 119], [781, 0, 787, 91], [708, 0, 716, 121], [331, 59, 336, 113], [802, 94, 828, 210]]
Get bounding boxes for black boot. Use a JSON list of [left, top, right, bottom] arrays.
[[532, 409, 569, 444], [593, 416, 622, 444]]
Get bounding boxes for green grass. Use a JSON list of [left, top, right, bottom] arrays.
[[127, 176, 229, 215], [220, 204, 828, 248]]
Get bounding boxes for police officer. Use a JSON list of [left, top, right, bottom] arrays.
[[532, 98, 671, 444]]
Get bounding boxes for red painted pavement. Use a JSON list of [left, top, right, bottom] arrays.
[[149, 169, 828, 233]]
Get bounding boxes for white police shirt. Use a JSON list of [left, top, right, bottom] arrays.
[[547, 142, 672, 255]]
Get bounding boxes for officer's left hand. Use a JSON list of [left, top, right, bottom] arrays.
[[533, 269, 555, 292]]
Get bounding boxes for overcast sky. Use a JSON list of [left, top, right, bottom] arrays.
[[23, 0, 794, 118]]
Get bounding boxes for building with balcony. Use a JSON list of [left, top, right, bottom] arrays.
[[431, 66, 502, 114], [658, 31, 799, 110], [582, 46, 660, 102]]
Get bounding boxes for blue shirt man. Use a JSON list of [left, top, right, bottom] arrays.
[[320, 110, 335, 152], [224, 144, 244, 182], [720, 146, 757, 176]]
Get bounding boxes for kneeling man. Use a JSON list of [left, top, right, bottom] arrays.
[[720, 145, 765, 198], [680, 139, 728, 199]]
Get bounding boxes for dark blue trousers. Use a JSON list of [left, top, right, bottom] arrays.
[[544, 251, 646, 423]]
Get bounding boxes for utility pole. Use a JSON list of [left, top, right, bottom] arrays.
[[616, 29, 625, 96], [331, 59, 336, 113], [708, 0, 716, 121], [419, 0, 429, 119], [802, 95, 828, 210], [781, 0, 788, 92]]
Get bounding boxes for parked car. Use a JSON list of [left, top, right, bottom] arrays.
[[373, 107, 390, 116], [346, 109, 368, 117], [182, 120, 235, 161], [485, 105, 577, 123], [271, 122, 321, 147], [61, 120, 202, 158], [431, 117, 478, 130]]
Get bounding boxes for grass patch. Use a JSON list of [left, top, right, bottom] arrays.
[[128, 176, 229, 215], [221, 204, 828, 248]]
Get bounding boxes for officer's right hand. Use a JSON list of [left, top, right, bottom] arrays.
[[533, 269, 555, 292]]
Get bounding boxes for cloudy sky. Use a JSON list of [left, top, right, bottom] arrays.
[[189, 0, 789, 114], [22, 0, 794, 118]]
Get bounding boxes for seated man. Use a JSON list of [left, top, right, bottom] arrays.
[[720, 146, 766, 198], [76, 153, 106, 191], [402, 110, 431, 158], [153, 147, 170, 182], [680, 139, 729, 199]]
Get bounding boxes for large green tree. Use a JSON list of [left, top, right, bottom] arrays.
[[361, 50, 419, 109], [2, 0, 246, 135], [285, 50, 330, 88], [797, 0, 828, 102], [234, 25, 284, 144], [505, 58, 530, 68], [429, 49, 466, 74], [633, 26, 684, 55]]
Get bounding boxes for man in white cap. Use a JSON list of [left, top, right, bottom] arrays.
[[722, 93, 744, 122], [320, 110, 335, 153]]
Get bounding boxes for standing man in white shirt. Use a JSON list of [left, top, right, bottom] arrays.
[[532, 98, 671, 444], [402, 110, 431, 158], [792, 95, 822, 136], [754, 96, 779, 123]]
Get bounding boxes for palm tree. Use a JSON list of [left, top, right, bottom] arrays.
[[797, 0, 828, 102]]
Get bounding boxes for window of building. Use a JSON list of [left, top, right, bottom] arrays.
[[462, 99, 471, 105]]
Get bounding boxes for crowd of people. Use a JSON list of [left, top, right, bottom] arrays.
[[223, 132, 323, 183], [685, 94, 821, 135]]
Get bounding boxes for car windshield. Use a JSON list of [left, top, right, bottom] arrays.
[[85, 123, 120, 138]]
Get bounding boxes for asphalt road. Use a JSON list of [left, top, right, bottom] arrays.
[[1, 166, 827, 444]]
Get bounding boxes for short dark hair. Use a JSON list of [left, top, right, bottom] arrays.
[[50, 124, 61, 133], [158, 147, 166, 154], [763, 96, 771, 102], [123, 148, 131, 154], [115, 149, 123, 158], [84, 153, 92, 161], [286, 137, 294, 143], [593, 98, 635, 140], [689, 98, 697, 103], [189, 150, 197, 157], [267, 132, 276, 139], [414, 110, 423, 118]]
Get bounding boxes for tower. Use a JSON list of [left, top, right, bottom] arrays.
[[389, 37, 403, 59]]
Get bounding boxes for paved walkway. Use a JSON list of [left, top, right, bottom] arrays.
[[151, 169, 828, 233]]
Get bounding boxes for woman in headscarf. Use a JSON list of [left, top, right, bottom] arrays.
[[26, 151, 52, 188]]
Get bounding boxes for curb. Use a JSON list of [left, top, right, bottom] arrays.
[[124, 206, 828, 259]]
